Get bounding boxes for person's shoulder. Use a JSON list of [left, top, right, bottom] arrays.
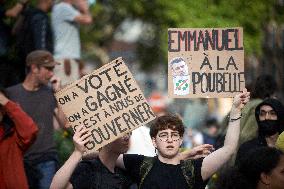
[[54, 2, 75, 12], [80, 158, 100, 165], [242, 138, 259, 146], [6, 84, 22, 92], [75, 158, 101, 172], [39, 85, 53, 93], [123, 154, 147, 169], [182, 157, 201, 167], [31, 10, 47, 21], [124, 154, 145, 160], [238, 138, 259, 155]]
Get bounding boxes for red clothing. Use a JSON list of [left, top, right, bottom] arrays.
[[0, 101, 38, 189]]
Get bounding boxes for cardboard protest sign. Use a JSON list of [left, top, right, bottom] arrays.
[[168, 27, 245, 98], [55, 57, 156, 154]]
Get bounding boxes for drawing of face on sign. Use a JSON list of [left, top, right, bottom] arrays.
[[170, 57, 189, 77], [170, 57, 190, 96]]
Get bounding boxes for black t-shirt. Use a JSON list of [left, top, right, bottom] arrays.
[[70, 157, 132, 189], [123, 154, 206, 189]]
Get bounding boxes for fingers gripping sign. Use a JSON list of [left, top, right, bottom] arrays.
[[73, 125, 91, 154], [231, 88, 250, 115]]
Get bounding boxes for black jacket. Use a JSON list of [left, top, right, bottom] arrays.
[[17, 7, 53, 58]]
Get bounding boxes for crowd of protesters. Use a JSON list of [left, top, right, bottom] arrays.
[[0, 0, 93, 188], [1, 1, 284, 189], [0, 0, 92, 88]]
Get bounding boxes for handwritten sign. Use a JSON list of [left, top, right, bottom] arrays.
[[55, 57, 156, 154], [168, 27, 245, 98]]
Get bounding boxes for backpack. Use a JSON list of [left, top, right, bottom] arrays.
[[139, 157, 195, 189]]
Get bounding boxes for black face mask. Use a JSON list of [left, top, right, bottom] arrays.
[[258, 120, 280, 137]]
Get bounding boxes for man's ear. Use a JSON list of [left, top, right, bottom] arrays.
[[260, 172, 270, 185], [30, 64, 39, 73], [152, 137, 157, 148]]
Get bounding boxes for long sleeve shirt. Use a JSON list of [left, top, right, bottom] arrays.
[[0, 101, 38, 189]]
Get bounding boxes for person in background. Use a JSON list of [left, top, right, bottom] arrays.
[[0, 0, 29, 87], [236, 98, 284, 165], [15, 0, 54, 81], [6, 50, 66, 189], [215, 74, 278, 165], [216, 147, 284, 189], [52, 0, 93, 86], [201, 117, 220, 147], [0, 86, 38, 189], [239, 74, 278, 145]]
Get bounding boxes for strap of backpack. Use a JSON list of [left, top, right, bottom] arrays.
[[139, 156, 155, 189], [181, 159, 195, 189]]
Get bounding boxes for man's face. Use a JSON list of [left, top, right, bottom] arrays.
[[108, 133, 131, 154], [171, 61, 188, 76], [46, 0, 54, 10], [259, 105, 278, 121], [152, 129, 182, 159], [34, 65, 55, 86]]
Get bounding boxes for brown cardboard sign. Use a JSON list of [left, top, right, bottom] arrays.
[[168, 28, 245, 98], [55, 57, 156, 154]]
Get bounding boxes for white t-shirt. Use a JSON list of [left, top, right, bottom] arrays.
[[52, 2, 81, 59], [127, 126, 156, 157]]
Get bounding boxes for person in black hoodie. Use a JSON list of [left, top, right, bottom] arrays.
[[16, 0, 53, 81], [236, 98, 284, 165]]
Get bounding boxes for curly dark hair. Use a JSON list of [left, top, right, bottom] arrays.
[[216, 147, 284, 189], [150, 114, 185, 138]]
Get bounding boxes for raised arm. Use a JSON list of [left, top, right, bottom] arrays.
[[50, 126, 90, 189], [201, 89, 250, 180], [5, 0, 28, 18], [0, 91, 38, 151], [73, 0, 93, 25]]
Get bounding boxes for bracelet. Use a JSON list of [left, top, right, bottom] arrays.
[[229, 114, 242, 122]]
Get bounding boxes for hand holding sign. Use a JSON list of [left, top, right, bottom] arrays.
[[73, 125, 91, 155], [55, 57, 156, 155]]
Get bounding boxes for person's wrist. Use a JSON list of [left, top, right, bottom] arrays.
[[0, 98, 9, 106], [229, 114, 242, 122], [73, 150, 83, 159], [229, 107, 242, 122]]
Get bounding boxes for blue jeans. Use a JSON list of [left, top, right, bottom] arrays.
[[36, 160, 57, 189]]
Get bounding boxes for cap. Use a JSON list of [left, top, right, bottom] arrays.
[[26, 50, 60, 67]]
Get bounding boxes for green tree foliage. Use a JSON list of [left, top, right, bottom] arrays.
[[87, 0, 280, 70]]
